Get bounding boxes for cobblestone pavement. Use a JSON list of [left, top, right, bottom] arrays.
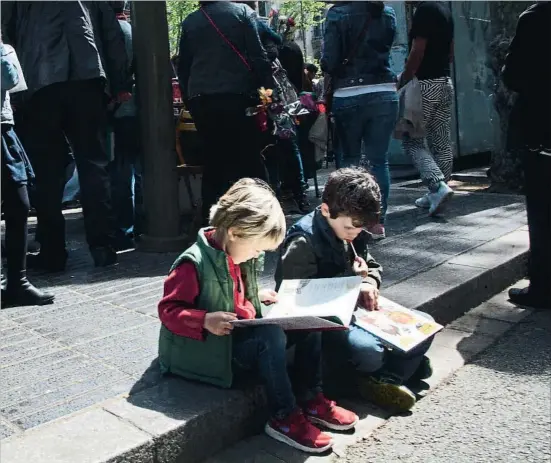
[[341, 310, 551, 463], [0, 171, 526, 440]]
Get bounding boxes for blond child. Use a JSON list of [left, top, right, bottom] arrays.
[[158, 178, 358, 453]]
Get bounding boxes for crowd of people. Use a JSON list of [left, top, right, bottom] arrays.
[[1, 0, 549, 454], [1, 1, 141, 306]]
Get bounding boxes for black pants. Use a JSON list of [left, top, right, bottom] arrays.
[[22, 79, 115, 255], [523, 151, 551, 302], [188, 94, 268, 222]]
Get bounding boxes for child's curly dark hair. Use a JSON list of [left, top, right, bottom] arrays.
[[322, 168, 381, 227]]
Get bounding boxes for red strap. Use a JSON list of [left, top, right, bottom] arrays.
[[201, 7, 252, 72]]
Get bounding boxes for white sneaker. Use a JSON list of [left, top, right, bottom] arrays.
[[414, 194, 430, 209], [428, 182, 454, 216]]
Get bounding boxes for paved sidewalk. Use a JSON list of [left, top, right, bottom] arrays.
[[206, 281, 540, 463], [0, 172, 529, 462]]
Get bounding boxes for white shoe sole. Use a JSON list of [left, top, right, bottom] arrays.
[[307, 415, 359, 431], [429, 190, 454, 216], [265, 423, 334, 453]]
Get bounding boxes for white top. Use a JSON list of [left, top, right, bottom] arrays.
[[334, 82, 396, 98]]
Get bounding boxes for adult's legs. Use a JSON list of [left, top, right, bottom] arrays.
[[362, 92, 399, 224], [511, 151, 551, 305], [332, 95, 364, 168], [425, 78, 454, 183], [23, 84, 69, 267], [63, 79, 116, 261], [189, 95, 268, 222], [403, 78, 448, 192], [111, 116, 141, 246], [1, 129, 54, 307]]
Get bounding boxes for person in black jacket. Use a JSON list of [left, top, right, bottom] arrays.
[[178, 1, 273, 224], [1, 1, 131, 270], [502, 2, 551, 310]]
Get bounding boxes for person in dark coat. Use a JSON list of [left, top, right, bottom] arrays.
[[178, 1, 273, 224], [1, 1, 131, 271], [502, 2, 551, 310], [1, 40, 54, 307]]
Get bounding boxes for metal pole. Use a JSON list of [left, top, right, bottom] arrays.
[[132, 1, 186, 252]]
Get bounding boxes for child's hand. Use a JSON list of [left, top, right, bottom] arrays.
[[353, 257, 369, 278], [204, 311, 237, 336], [359, 283, 379, 311], [258, 288, 278, 304]]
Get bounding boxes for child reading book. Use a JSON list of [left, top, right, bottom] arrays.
[[276, 168, 435, 413], [158, 178, 358, 453]]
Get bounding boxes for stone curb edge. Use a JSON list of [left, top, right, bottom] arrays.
[[0, 228, 529, 463]]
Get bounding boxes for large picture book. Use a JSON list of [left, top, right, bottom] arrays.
[[231, 276, 362, 331]]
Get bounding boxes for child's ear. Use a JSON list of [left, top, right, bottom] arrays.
[[227, 228, 238, 242], [320, 203, 331, 218]]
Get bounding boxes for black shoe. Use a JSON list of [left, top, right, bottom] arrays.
[[296, 196, 312, 214], [3, 279, 55, 308], [90, 246, 118, 267], [509, 287, 550, 310], [26, 251, 68, 273]]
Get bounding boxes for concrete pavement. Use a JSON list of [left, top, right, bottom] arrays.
[[0, 171, 531, 462], [340, 293, 551, 463]]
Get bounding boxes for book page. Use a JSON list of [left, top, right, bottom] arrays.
[[353, 296, 442, 353], [231, 276, 362, 330], [264, 276, 362, 325]]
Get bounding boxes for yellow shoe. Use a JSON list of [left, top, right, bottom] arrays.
[[357, 376, 416, 413]]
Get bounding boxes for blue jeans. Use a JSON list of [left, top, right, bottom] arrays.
[[110, 116, 143, 239], [271, 134, 307, 199], [333, 91, 399, 224], [323, 310, 434, 385], [232, 325, 322, 420]]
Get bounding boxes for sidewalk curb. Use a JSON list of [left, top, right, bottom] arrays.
[[0, 228, 529, 463]]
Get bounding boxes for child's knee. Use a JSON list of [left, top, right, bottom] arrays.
[[349, 331, 386, 373], [254, 325, 287, 349]]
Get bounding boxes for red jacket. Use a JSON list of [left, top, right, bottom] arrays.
[[158, 230, 256, 341]]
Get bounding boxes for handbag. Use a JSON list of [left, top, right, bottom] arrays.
[[325, 14, 373, 114]]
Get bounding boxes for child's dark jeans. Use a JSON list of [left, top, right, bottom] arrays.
[[232, 325, 322, 419]]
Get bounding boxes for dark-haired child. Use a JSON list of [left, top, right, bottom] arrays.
[[276, 168, 434, 413]]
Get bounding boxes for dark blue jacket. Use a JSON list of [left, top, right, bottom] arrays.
[[178, 2, 273, 101], [275, 208, 382, 290], [321, 2, 397, 89]]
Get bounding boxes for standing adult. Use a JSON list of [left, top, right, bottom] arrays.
[[109, 1, 143, 251], [1, 40, 54, 307], [399, 1, 455, 217], [178, 1, 273, 223], [502, 2, 551, 310], [322, 1, 398, 240], [2, 1, 131, 270]]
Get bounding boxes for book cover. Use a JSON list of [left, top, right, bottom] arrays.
[[353, 296, 442, 353]]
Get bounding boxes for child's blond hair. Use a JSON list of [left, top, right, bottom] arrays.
[[209, 178, 286, 245]]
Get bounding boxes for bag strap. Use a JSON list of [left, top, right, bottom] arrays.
[[201, 7, 252, 72], [337, 13, 373, 74]]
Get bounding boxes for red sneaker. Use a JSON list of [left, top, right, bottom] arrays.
[[303, 393, 359, 431], [265, 408, 333, 454]]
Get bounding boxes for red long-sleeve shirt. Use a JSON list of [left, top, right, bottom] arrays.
[[158, 231, 257, 341]]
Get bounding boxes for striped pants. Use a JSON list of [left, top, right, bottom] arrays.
[[403, 77, 454, 192]]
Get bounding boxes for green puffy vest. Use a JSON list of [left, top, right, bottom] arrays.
[[158, 229, 262, 388]]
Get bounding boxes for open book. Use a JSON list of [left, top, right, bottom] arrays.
[[354, 297, 442, 353], [231, 276, 362, 331]]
